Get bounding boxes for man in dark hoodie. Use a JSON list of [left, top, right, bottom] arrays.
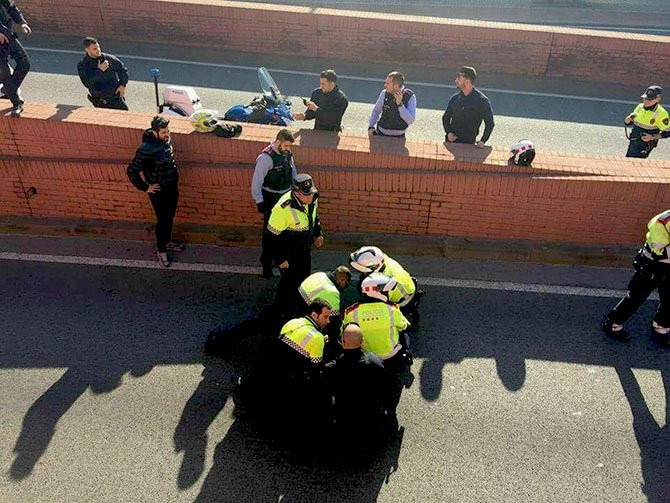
[[127, 116, 184, 267], [77, 37, 129, 111], [0, 0, 32, 117]]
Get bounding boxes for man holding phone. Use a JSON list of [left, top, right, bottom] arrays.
[[293, 69, 348, 132], [77, 37, 129, 110]]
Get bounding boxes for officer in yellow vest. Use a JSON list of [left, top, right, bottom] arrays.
[[267, 173, 324, 320], [342, 273, 412, 369], [299, 266, 352, 356], [625, 86, 670, 158], [349, 245, 423, 323], [298, 266, 351, 316], [342, 273, 412, 415], [604, 210, 670, 346]]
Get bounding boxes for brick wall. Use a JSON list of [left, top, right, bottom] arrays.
[[17, 0, 670, 86], [1, 103, 669, 247]]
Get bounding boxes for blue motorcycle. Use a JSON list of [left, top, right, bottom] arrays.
[[224, 67, 295, 126]]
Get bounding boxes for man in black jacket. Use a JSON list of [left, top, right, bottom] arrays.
[[127, 116, 184, 267], [77, 37, 129, 111], [0, 0, 31, 117], [293, 69, 348, 132], [442, 66, 494, 148]]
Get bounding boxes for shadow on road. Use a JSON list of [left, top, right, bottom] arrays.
[[2, 257, 669, 500]]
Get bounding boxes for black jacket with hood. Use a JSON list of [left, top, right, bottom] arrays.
[[126, 129, 179, 192]]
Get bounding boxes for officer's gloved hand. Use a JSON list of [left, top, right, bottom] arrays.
[[257, 202, 266, 214]]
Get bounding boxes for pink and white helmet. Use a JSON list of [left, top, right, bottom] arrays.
[[510, 139, 536, 166]]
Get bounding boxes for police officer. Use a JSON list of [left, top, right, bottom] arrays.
[[77, 37, 129, 111], [342, 273, 412, 414], [0, 0, 31, 117], [298, 266, 351, 316], [603, 210, 670, 346], [368, 71, 416, 137], [625, 86, 670, 158], [251, 128, 297, 278], [324, 323, 387, 440], [127, 116, 184, 267], [349, 245, 423, 323], [267, 173, 323, 320]]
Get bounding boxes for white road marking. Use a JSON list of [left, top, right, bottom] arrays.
[[0, 251, 649, 299], [25, 46, 637, 105]]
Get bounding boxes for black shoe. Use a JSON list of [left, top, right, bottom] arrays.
[[10, 103, 23, 117], [166, 241, 185, 252], [0, 93, 8, 100], [603, 320, 630, 341], [262, 265, 273, 279]]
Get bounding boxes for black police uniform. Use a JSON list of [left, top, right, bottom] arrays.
[[77, 52, 129, 110], [127, 129, 180, 253], [0, 0, 30, 109], [269, 183, 322, 322]]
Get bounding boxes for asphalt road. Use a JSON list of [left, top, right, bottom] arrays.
[[11, 37, 670, 160], [0, 234, 668, 502]]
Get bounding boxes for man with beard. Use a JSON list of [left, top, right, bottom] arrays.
[[442, 66, 494, 149], [127, 116, 185, 267], [251, 128, 297, 278]]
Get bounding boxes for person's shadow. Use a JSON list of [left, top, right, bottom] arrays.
[[194, 414, 405, 503], [9, 362, 148, 480], [615, 366, 670, 502], [441, 140, 493, 164]]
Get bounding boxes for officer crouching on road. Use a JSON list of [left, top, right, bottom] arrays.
[[625, 86, 669, 158], [267, 174, 324, 322], [603, 210, 670, 346], [342, 273, 413, 416], [77, 37, 129, 110], [350, 245, 423, 324]]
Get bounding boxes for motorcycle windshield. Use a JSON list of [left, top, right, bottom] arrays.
[[259, 67, 283, 105]]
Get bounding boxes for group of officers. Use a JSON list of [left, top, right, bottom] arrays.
[[206, 131, 424, 444]]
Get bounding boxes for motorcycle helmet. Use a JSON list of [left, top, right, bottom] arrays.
[[360, 273, 397, 303], [190, 109, 220, 133], [510, 139, 536, 166], [350, 246, 385, 274]]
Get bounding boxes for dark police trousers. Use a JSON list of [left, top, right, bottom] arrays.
[[260, 191, 283, 269], [89, 94, 129, 111], [0, 36, 30, 106], [626, 138, 658, 159], [608, 251, 670, 327], [272, 249, 311, 321], [148, 183, 179, 253]]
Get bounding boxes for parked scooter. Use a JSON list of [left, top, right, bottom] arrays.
[[223, 67, 295, 126]]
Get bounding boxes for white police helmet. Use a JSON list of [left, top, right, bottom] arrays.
[[189, 109, 220, 133], [360, 273, 397, 303], [510, 139, 536, 166], [349, 246, 384, 274]]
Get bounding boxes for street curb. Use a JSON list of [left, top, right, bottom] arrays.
[[0, 216, 635, 269]]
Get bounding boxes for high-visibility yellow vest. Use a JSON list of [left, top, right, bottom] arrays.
[[381, 255, 416, 306], [644, 210, 670, 263], [267, 191, 318, 235], [299, 272, 340, 315], [280, 317, 325, 363], [631, 103, 670, 132], [342, 302, 409, 359]]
